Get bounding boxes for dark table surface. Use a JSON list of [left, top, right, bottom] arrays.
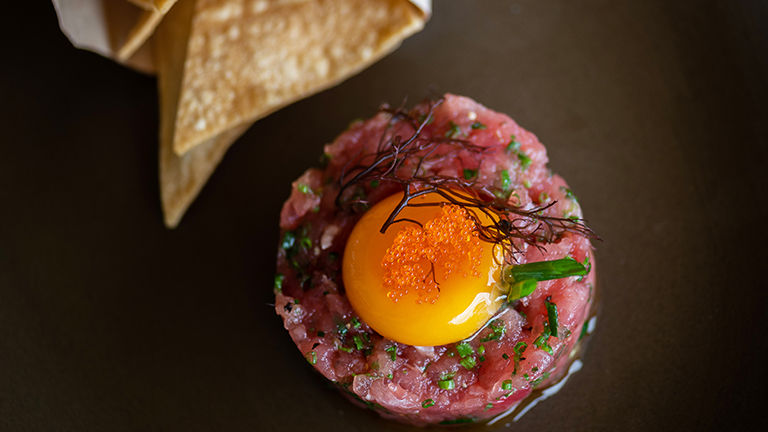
[[2, 1, 767, 431]]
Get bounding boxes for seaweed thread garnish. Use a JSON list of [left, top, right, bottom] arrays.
[[335, 98, 597, 264]]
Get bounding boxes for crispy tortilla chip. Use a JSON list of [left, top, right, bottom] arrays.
[[156, 0, 248, 227], [116, 0, 178, 62], [171, 0, 426, 156]]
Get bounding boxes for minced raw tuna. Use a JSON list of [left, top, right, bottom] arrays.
[[274, 94, 596, 425]]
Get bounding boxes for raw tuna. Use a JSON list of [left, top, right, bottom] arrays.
[[274, 94, 596, 425]]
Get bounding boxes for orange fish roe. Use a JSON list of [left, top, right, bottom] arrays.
[[382, 205, 483, 304]]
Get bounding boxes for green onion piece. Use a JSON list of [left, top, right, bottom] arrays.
[[456, 342, 474, 358], [387, 373, 393, 379], [306, 351, 317, 365], [463, 168, 478, 180], [506, 135, 520, 153], [422, 399, 435, 408], [502, 353, 509, 360], [338, 346, 352, 353], [471, 122, 487, 130], [505, 257, 587, 283], [460, 356, 477, 370], [545, 296, 559, 338], [350, 317, 361, 329], [300, 236, 312, 249], [438, 378, 455, 390], [484, 403, 494, 411], [506, 279, 537, 300], [353, 335, 364, 350], [533, 326, 553, 355], [281, 232, 296, 250], [477, 345, 486, 355], [501, 380, 513, 390], [273, 274, 284, 293], [297, 183, 311, 194], [518, 152, 532, 170], [480, 319, 506, 342], [500, 170, 511, 191], [446, 121, 462, 138], [385, 345, 397, 362]]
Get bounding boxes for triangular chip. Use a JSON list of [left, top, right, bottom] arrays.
[[115, 0, 178, 62], [156, 0, 248, 227], [170, 0, 426, 156]]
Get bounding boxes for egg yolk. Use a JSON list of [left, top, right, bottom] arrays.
[[343, 192, 505, 346]]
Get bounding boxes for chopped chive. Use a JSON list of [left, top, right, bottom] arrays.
[[385, 345, 397, 362], [560, 186, 578, 202], [460, 356, 477, 370], [477, 345, 486, 355], [422, 399, 435, 408], [534, 325, 554, 355], [273, 274, 284, 292], [485, 403, 494, 411], [463, 168, 478, 180], [350, 317, 361, 329], [518, 152, 532, 170], [471, 122, 487, 130], [532, 367, 539, 372], [352, 335, 364, 350], [300, 236, 312, 249], [480, 319, 506, 342], [297, 183, 311, 194], [456, 342, 474, 358], [369, 179, 380, 188], [281, 231, 296, 250], [502, 353, 509, 360], [306, 351, 317, 365], [506, 135, 521, 153], [506, 279, 537, 300], [501, 380, 513, 390], [512, 342, 527, 375], [338, 346, 353, 353], [446, 121, 462, 138], [505, 257, 587, 283], [438, 378, 455, 390], [531, 371, 551, 387], [545, 296, 559, 338], [387, 373, 393, 379], [500, 169, 511, 191]]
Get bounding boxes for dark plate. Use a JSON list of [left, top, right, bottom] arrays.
[[2, 1, 767, 430]]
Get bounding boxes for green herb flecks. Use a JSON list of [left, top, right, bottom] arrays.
[[456, 342, 474, 358], [438, 371, 456, 390], [297, 183, 312, 194], [480, 320, 506, 342], [512, 341, 527, 375], [385, 345, 397, 362], [460, 356, 477, 370], [501, 380, 513, 391], [422, 399, 435, 408], [273, 274, 284, 293], [306, 351, 317, 365], [517, 152, 532, 170], [445, 121, 463, 138], [531, 371, 551, 388], [500, 170, 512, 191], [471, 122, 487, 130], [533, 325, 554, 355], [463, 168, 478, 180], [545, 296, 559, 338], [506, 135, 521, 153]]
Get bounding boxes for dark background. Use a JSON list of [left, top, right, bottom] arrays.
[[2, 1, 767, 430]]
